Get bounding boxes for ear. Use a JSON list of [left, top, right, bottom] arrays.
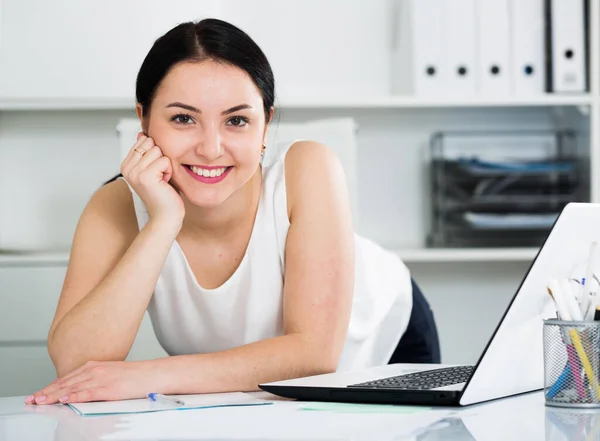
[[262, 107, 275, 144], [136, 103, 149, 136]]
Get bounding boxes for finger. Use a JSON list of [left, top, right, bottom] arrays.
[[32, 360, 98, 402], [33, 371, 93, 404], [130, 145, 164, 174], [161, 154, 173, 182], [142, 156, 173, 184], [48, 379, 98, 405], [61, 386, 108, 404], [121, 136, 155, 175]]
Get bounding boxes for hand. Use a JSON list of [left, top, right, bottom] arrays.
[[121, 133, 185, 230], [25, 360, 161, 405]]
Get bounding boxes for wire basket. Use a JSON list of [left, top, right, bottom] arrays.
[[544, 319, 600, 407]]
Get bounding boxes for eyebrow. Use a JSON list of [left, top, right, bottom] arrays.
[[166, 102, 253, 115]]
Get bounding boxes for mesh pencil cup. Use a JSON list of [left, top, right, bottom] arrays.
[[544, 319, 600, 407]]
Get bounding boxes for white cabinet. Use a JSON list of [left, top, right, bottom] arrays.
[[0, 0, 221, 101], [0, 266, 64, 342], [220, 0, 392, 100], [0, 346, 57, 397], [0, 0, 392, 102], [0, 0, 598, 385], [0, 264, 166, 397]]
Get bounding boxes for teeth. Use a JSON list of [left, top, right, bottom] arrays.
[[190, 166, 228, 178]]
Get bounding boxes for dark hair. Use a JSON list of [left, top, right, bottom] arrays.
[[137, 18, 275, 122], [104, 18, 275, 185]]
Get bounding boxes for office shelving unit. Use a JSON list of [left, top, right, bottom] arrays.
[[0, 93, 596, 265], [0, 247, 541, 267], [0, 94, 594, 110], [0, 0, 598, 397]]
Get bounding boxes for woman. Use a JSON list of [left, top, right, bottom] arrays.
[[26, 18, 439, 405]]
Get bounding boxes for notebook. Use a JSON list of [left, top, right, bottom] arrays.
[[67, 392, 272, 416]]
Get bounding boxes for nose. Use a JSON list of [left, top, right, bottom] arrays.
[[194, 125, 223, 161]]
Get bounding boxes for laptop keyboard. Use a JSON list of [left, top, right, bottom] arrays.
[[348, 365, 475, 390]]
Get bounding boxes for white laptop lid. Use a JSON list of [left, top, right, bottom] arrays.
[[460, 202, 599, 405]]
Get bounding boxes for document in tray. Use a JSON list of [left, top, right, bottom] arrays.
[[464, 212, 559, 229], [67, 392, 272, 416]]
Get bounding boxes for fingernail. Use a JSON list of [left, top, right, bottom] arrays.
[[35, 396, 46, 404], [24, 395, 34, 404], [59, 396, 69, 403]]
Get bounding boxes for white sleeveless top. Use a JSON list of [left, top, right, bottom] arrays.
[[123, 142, 412, 372]]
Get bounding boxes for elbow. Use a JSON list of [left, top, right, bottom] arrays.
[[290, 332, 343, 376], [47, 331, 127, 377], [47, 338, 78, 377], [302, 340, 341, 376], [315, 357, 339, 375]]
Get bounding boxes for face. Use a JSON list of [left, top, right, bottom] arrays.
[[140, 59, 269, 207]]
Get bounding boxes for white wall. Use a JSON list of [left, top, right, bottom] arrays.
[[0, 0, 594, 396]]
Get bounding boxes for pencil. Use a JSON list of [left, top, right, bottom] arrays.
[[568, 328, 600, 399]]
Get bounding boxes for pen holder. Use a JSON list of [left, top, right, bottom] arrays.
[[544, 319, 600, 408]]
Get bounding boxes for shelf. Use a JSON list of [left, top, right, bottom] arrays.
[[0, 98, 136, 111], [395, 247, 540, 263], [0, 252, 70, 267], [0, 247, 540, 267], [0, 94, 594, 111], [279, 95, 595, 109]]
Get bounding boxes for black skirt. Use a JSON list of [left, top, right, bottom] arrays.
[[388, 278, 441, 364]]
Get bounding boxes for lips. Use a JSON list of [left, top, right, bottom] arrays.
[[184, 164, 232, 184]]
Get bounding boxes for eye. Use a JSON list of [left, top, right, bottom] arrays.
[[171, 114, 194, 125], [227, 116, 249, 127]]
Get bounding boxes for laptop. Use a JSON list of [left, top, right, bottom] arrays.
[[259, 202, 600, 406]]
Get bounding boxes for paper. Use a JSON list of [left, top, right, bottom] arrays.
[[300, 402, 430, 414], [67, 392, 272, 416]]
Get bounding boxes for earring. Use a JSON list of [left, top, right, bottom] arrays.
[[261, 144, 266, 157]]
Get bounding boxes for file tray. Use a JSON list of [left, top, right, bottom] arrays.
[[427, 130, 584, 248]]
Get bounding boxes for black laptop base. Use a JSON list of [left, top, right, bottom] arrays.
[[258, 385, 461, 406]]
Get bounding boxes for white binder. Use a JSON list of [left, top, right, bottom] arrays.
[[509, 0, 546, 95], [442, 0, 477, 96], [409, 0, 446, 96], [476, 0, 511, 95], [547, 0, 588, 93]]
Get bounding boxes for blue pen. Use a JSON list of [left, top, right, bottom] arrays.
[[148, 393, 186, 406], [546, 363, 572, 399]]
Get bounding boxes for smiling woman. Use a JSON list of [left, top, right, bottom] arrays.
[[26, 18, 439, 406]]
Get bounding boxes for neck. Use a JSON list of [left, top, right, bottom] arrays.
[[180, 167, 262, 241]]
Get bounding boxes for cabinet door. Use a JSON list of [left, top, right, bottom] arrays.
[[0, 264, 166, 396], [0, 0, 221, 100], [0, 266, 65, 342], [220, 0, 392, 99], [0, 346, 56, 397]]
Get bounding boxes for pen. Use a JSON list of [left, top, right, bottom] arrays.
[[560, 279, 583, 321], [148, 393, 186, 406], [584, 242, 597, 306], [548, 280, 572, 321]]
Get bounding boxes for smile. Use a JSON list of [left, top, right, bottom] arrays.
[[184, 165, 232, 184]]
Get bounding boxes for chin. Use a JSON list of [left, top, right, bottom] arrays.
[[182, 189, 229, 208]]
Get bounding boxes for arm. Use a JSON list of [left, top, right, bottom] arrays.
[[154, 141, 355, 394], [33, 141, 355, 404], [48, 180, 180, 376]]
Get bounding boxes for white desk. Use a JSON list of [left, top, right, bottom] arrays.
[[0, 390, 598, 440]]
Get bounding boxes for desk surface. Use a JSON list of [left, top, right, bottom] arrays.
[[0, 390, 599, 440]]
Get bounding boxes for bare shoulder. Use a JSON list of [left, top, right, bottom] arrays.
[[85, 178, 137, 235], [69, 177, 139, 275], [48, 178, 139, 336], [284, 140, 342, 172], [284, 141, 348, 218]]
